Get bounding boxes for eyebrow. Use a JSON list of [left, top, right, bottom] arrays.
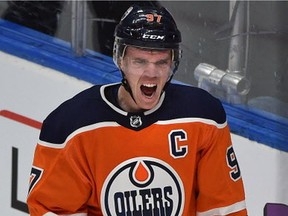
[[131, 56, 171, 63]]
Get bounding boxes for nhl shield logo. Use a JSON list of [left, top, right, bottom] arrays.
[[130, 115, 142, 128], [101, 157, 185, 216]]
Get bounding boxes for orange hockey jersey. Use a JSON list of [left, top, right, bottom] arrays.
[[27, 83, 247, 216]]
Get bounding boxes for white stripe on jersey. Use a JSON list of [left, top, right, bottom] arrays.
[[156, 117, 227, 129], [38, 117, 226, 149], [196, 200, 246, 216]]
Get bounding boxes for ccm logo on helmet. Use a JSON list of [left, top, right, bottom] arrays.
[[143, 33, 165, 40]]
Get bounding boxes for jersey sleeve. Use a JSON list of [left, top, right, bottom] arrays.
[[27, 137, 92, 216], [196, 124, 247, 216]]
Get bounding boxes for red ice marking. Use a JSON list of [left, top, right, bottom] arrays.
[[0, 110, 42, 129]]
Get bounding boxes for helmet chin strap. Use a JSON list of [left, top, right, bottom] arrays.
[[162, 60, 179, 92], [120, 70, 137, 105], [118, 45, 137, 104]]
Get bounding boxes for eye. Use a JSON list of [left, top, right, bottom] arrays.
[[133, 59, 147, 66], [155, 59, 170, 67]]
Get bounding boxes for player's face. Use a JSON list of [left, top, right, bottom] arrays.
[[119, 46, 173, 111]]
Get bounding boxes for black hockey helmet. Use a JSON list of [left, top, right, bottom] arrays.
[[113, 4, 182, 73]]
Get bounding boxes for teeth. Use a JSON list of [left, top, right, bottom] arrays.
[[143, 84, 156, 87]]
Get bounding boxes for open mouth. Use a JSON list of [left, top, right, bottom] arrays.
[[140, 84, 157, 98]]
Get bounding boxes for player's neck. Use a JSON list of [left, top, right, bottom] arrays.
[[117, 85, 143, 113]]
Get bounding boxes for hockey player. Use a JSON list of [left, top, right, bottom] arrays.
[[27, 4, 248, 216]]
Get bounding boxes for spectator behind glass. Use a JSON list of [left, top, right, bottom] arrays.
[[2, 1, 64, 36]]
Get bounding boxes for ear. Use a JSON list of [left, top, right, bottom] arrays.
[[118, 57, 124, 70]]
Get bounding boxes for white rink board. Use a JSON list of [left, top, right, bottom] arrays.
[[1, 51, 287, 215], [233, 135, 288, 215], [0, 51, 91, 215]]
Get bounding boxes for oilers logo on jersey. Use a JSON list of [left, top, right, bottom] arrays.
[[101, 157, 184, 216]]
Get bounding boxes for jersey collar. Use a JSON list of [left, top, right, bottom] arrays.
[[100, 83, 165, 116]]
